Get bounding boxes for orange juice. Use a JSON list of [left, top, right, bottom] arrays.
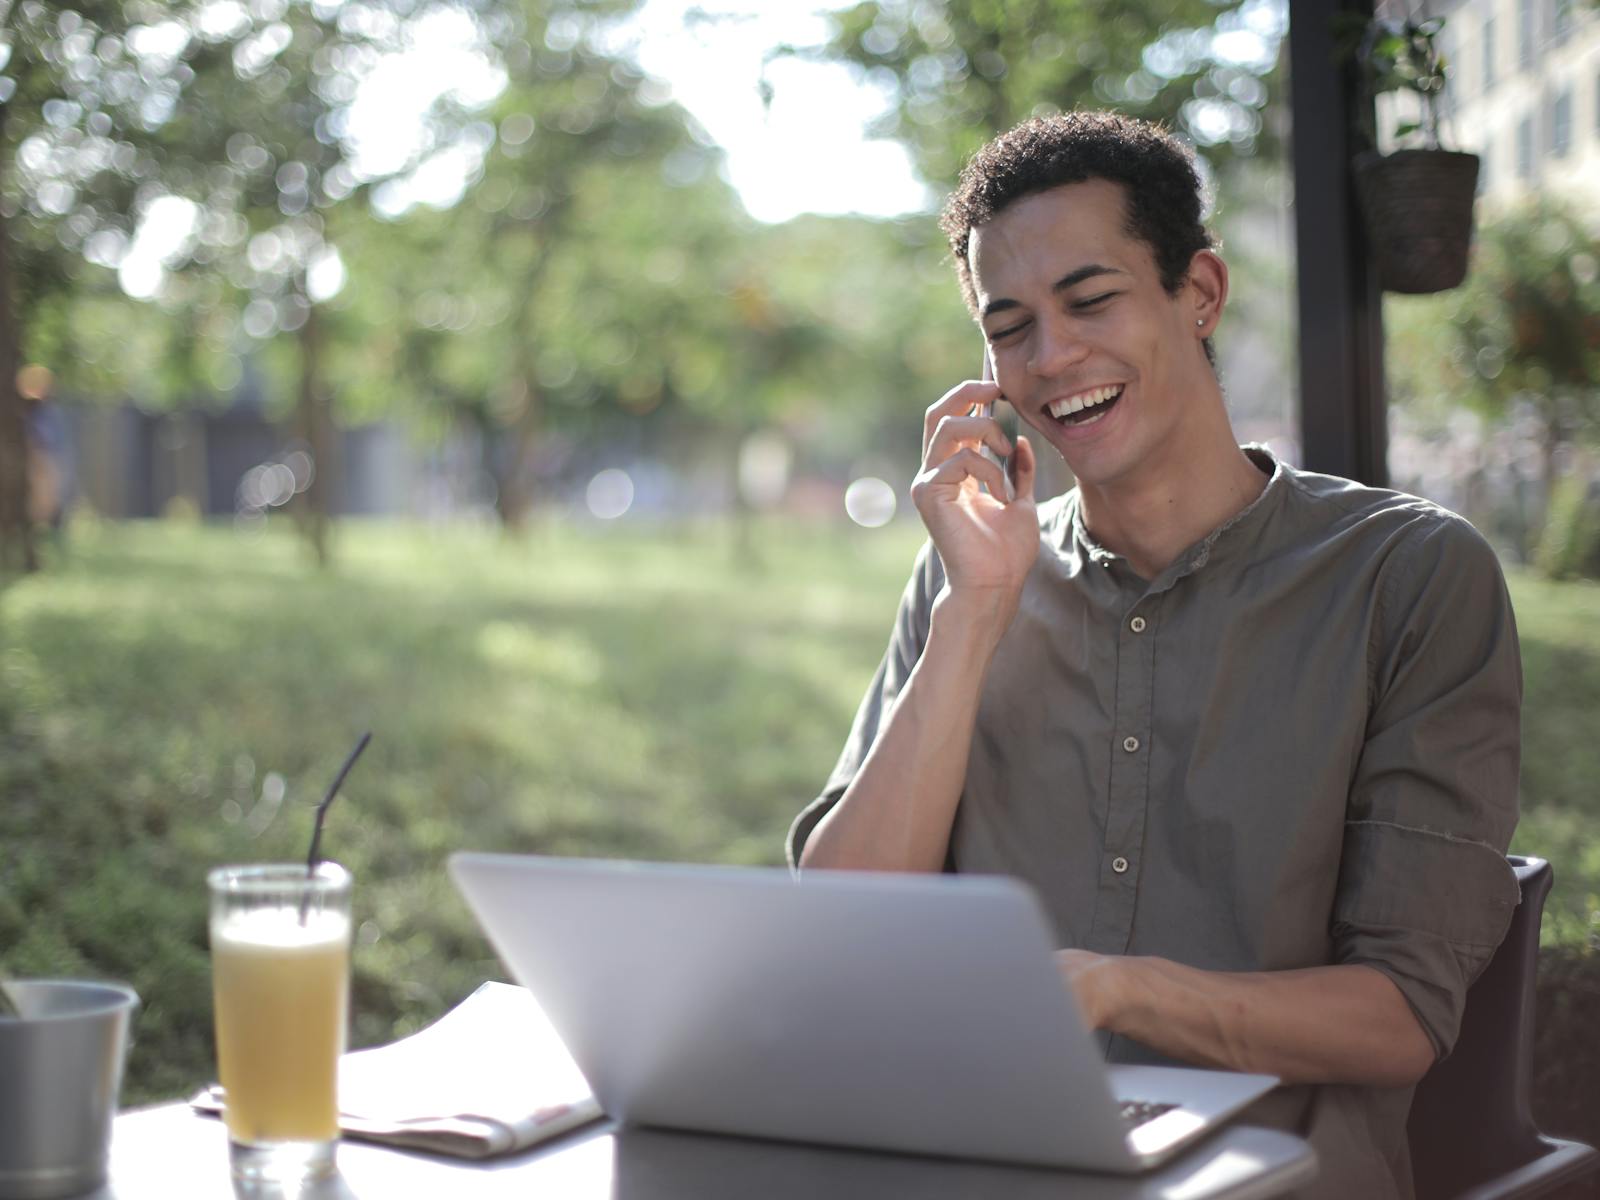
[[210, 908, 350, 1144]]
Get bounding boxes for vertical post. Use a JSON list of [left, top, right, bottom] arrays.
[[295, 297, 333, 567], [1288, 0, 1389, 487], [0, 105, 39, 572]]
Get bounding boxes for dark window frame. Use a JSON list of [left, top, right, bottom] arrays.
[[1551, 88, 1573, 157], [1518, 0, 1537, 67]]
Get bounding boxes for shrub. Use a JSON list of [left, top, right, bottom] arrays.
[[1535, 474, 1600, 582]]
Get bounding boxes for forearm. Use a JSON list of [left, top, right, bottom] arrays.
[[800, 590, 1012, 873], [1070, 955, 1436, 1087]]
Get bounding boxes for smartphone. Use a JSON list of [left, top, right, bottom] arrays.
[[977, 346, 1017, 501]]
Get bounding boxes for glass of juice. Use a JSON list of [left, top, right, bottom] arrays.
[[208, 862, 352, 1182]]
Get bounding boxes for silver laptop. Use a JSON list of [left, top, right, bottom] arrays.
[[448, 853, 1277, 1173]]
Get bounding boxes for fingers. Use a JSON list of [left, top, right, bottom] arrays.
[[1010, 435, 1036, 501], [925, 414, 1014, 467], [912, 447, 1010, 506], [923, 379, 1001, 457]]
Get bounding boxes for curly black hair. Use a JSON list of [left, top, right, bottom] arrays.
[[941, 111, 1217, 359]]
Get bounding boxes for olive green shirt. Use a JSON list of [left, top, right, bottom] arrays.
[[787, 447, 1522, 1200]]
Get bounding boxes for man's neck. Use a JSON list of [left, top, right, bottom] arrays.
[[1078, 426, 1269, 582]]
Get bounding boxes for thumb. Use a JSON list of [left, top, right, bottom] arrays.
[[1010, 435, 1037, 502]]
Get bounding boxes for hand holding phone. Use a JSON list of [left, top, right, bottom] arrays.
[[977, 347, 1017, 502], [910, 355, 1038, 610]]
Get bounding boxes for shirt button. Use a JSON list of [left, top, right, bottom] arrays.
[[1122, 735, 1140, 753], [1129, 616, 1147, 633], [1112, 856, 1130, 874]]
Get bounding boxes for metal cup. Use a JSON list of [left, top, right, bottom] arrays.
[[0, 980, 139, 1200]]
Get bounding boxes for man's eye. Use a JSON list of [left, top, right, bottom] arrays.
[[989, 321, 1029, 342]]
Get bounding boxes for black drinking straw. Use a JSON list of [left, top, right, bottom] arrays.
[[299, 731, 371, 923]]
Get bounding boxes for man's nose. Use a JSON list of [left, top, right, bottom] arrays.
[[1027, 315, 1091, 378]]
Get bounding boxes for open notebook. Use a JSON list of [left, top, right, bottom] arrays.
[[191, 982, 602, 1158]]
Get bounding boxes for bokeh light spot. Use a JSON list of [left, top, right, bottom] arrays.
[[845, 477, 897, 528], [586, 469, 634, 520]]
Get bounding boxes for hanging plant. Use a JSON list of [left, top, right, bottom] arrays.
[[1335, 12, 1479, 295]]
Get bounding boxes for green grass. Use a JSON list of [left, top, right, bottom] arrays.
[[1506, 572, 1600, 947], [0, 516, 925, 1103], [1, 519, 1596, 1111]]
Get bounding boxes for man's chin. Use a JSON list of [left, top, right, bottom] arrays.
[[1042, 427, 1136, 489], [1066, 434, 1171, 496]]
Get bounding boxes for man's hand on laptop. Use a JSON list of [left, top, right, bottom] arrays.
[[1056, 949, 1122, 1031], [913, 379, 1038, 613], [1054, 949, 1438, 1088]]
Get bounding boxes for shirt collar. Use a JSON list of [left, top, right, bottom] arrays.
[[1067, 444, 1286, 586]]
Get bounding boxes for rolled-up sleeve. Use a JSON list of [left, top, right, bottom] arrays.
[[785, 543, 945, 869], [1333, 512, 1523, 1058]]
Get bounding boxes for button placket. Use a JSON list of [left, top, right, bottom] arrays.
[[1089, 588, 1161, 955]]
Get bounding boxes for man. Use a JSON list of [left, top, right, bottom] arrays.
[[787, 111, 1521, 1199]]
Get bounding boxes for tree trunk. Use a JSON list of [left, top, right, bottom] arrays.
[[294, 301, 334, 567], [492, 377, 542, 530], [729, 424, 760, 570], [1537, 400, 1566, 542], [491, 218, 561, 531], [0, 105, 37, 574]]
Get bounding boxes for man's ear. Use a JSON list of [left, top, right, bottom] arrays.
[[1186, 250, 1228, 337]]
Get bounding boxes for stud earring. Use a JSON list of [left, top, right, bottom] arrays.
[[1196, 319, 1204, 327]]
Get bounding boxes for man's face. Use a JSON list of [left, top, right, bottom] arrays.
[[970, 180, 1214, 490]]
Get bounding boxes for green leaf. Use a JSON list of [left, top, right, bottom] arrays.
[[1374, 33, 1406, 59]]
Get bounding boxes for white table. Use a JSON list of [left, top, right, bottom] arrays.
[[94, 1103, 1316, 1200]]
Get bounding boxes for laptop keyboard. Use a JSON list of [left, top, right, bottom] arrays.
[[1117, 1099, 1179, 1130]]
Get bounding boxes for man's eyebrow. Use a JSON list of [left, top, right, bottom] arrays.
[[979, 264, 1127, 319]]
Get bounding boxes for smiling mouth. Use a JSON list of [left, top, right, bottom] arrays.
[[1046, 385, 1125, 427]]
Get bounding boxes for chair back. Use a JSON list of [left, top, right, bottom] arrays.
[[1407, 855, 1549, 1199]]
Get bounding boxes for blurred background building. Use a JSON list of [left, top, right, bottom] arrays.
[[1431, 0, 1599, 211]]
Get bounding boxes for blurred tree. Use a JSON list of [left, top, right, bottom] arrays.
[[784, 0, 1287, 191], [0, 0, 202, 569], [0, 0, 374, 566], [127, 0, 498, 564], [1, 0, 656, 563], [335, 113, 979, 529], [1387, 201, 1600, 569], [1450, 203, 1600, 494], [330, 16, 743, 527], [747, 212, 970, 461], [331, 5, 974, 531]]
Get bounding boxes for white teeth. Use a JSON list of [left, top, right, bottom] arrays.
[[1048, 385, 1123, 420]]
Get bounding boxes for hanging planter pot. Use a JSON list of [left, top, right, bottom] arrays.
[[1353, 148, 1480, 294], [1335, 12, 1478, 295]]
